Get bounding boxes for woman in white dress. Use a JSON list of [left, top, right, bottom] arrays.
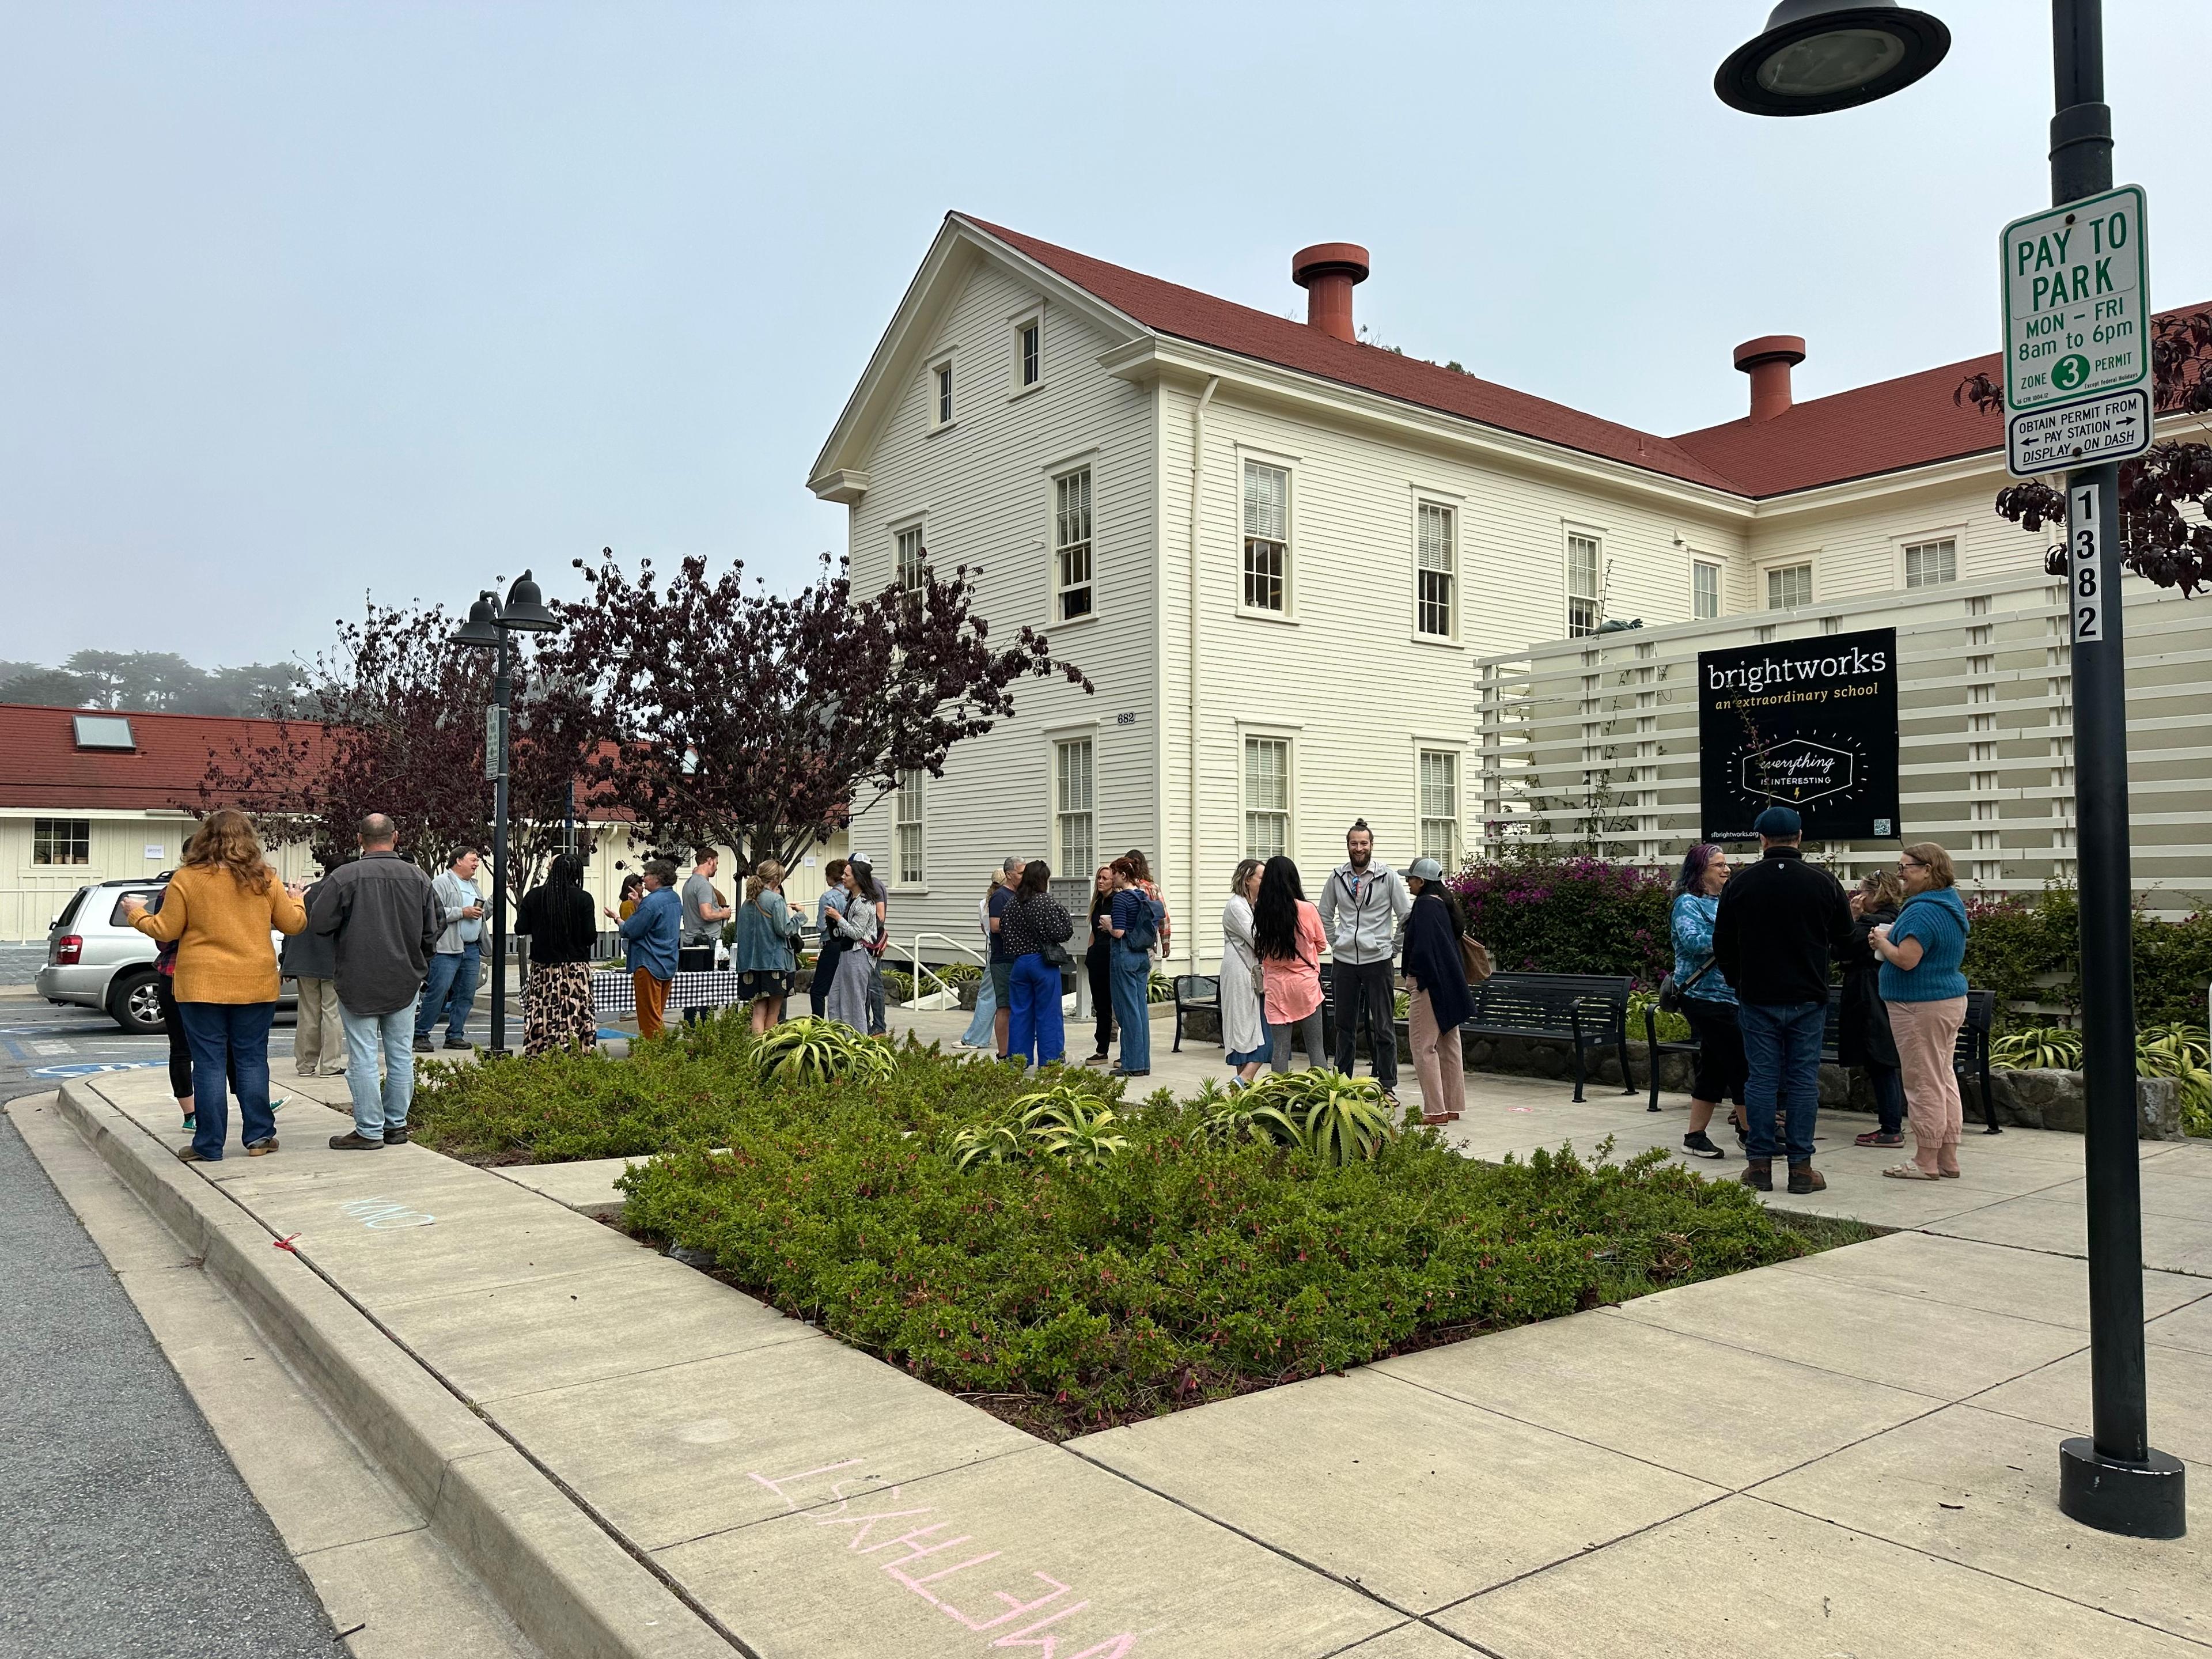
[[1219, 858, 1270, 1085], [825, 859, 882, 1032]]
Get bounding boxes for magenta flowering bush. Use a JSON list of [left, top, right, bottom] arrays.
[[1449, 855, 1675, 987]]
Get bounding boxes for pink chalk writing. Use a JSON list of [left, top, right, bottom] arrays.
[[747, 1457, 1138, 1658]]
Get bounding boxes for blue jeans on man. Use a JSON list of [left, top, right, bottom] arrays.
[[1737, 999, 1826, 1165], [415, 942, 480, 1044], [176, 1001, 278, 1160], [343, 1006, 416, 1142], [1109, 944, 1151, 1075]]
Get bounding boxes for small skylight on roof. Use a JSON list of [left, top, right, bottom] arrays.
[[72, 714, 136, 750]]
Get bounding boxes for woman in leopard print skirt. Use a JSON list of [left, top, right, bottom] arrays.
[[516, 854, 601, 1056]]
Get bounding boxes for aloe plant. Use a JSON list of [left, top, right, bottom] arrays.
[[752, 1017, 896, 1086], [1991, 1027, 2085, 1070]]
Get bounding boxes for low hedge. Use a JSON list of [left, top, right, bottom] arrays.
[[414, 1018, 1858, 1437]]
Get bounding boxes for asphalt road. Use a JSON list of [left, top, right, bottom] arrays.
[[1, 951, 340, 1657]]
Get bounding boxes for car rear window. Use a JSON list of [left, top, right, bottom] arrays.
[[108, 889, 163, 926], [52, 888, 89, 932]]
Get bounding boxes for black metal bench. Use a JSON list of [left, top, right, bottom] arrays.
[[1463, 973, 1635, 1103], [1172, 974, 1218, 1052], [1645, 985, 1999, 1132]]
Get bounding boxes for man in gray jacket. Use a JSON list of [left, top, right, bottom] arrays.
[[279, 868, 344, 1078], [415, 848, 486, 1052], [1318, 819, 1412, 1101], [310, 814, 442, 1150]]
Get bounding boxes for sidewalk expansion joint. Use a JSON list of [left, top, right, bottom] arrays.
[[290, 1522, 432, 1562]]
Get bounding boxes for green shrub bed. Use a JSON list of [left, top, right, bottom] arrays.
[[412, 1017, 1869, 1438]]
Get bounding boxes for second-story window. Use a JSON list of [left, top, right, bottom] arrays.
[[1242, 460, 1288, 612], [1904, 537, 1957, 588], [1019, 320, 1041, 387], [1416, 501, 1456, 638], [1567, 533, 1602, 637], [1767, 562, 1813, 609], [934, 362, 953, 426], [896, 526, 926, 594], [1692, 560, 1722, 620], [1054, 467, 1093, 622]]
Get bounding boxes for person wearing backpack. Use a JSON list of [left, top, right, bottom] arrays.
[[1105, 857, 1161, 1077]]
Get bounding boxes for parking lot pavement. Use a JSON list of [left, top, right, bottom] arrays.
[[1, 989, 300, 1111]]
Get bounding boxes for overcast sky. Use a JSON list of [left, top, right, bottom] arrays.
[[3, 1, 2204, 668]]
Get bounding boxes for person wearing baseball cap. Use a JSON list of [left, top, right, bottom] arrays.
[[1709, 805, 1866, 1195]]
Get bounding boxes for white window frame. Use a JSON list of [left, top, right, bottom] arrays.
[[1414, 745, 1463, 870], [1009, 304, 1044, 396], [1051, 463, 1095, 625], [1900, 532, 1961, 590], [1238, 452, 1296, 621], [893, 769, 926, 890], [1691, 558, 1724, 621], [33, 817, 92, 866], [1412, 495, 1460, 643], [1565, 527, 1605, 638], [1238, 726, 1298, 862], [892, 517, 928, 594], [1051, 734, 1097, 879], [928, 353, 955, 431], [1764, 558, 1816, 611]]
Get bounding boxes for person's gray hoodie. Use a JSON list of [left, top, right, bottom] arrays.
[[1317, 860, 1411, 966]]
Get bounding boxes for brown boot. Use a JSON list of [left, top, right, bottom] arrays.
[[1738, 1158, 1772, 1191], [1788, 1161, 1827, 1195]]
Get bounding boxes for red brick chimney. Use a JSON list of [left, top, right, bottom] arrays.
[[1292, 243, 1370, 343], [1734, 335, 1807, 422]]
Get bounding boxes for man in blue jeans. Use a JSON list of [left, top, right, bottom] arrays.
[[310, 814, 443, 1150], [415, 848, 485, 1052], [1711, 805, 1863, 1195]]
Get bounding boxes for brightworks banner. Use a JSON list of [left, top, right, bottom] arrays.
[[1698, 626, 1900, 842]]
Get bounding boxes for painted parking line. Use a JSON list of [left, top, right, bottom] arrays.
[[30, 1062, 166, 1079]]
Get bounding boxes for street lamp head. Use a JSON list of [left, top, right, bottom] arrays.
[[1715, 0, 1949, 117], [500, 569, 560, 632], [453, 593, 502, 650]]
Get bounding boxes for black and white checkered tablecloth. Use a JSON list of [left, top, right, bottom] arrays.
[[590, 969, 751, 1018]]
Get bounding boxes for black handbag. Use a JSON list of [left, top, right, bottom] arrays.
[[1657, 958, 1716, 1014]]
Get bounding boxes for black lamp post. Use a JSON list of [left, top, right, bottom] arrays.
[[452, 570, 560, 1055], [1718, 0, 2183, 1539]]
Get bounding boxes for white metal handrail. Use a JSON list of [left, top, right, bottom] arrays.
[[903, 931, 986, 1008]]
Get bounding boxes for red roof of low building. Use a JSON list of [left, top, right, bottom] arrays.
[[0, 703, 320, 813], [963, 214, 2204, 501]]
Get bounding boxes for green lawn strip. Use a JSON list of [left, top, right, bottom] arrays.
[[411, 1017, 1859, 1440]]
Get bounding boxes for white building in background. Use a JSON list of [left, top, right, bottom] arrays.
[[812, 214, 2208, 968]]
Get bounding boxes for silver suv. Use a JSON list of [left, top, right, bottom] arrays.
[[36, 877, 297, 1033]]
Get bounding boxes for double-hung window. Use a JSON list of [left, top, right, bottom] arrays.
[[33, 818, 90, 865], [933, 361, 954, 426], [1054, 468, 1093, 621], [896, 526, 926, 594], [1692, 560, 1722, 620], [1242, 461, 1288, 613], [1018, 319, 1041, 388], [895, 770, 925, 887], [1415, 502, 1456, 638], [1904, 537, 1957, 588], [1567, 533, 1602, 637], [1418, 751, 1460, 869], [1243, 737, 1290, 859], [1767, 562, 1813, 609], [1054, 738, 1094, 876]]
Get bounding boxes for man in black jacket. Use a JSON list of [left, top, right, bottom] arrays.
[[1711, 806, 1862, 1195]]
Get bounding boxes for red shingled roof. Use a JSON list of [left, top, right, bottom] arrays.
[[962, 214, 2205, 501], [0, 703, 322, 812]]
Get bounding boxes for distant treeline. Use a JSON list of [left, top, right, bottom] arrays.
[[0, 650, 302, 718]]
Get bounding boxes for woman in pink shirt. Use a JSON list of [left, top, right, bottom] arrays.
[[1252, 855, 1327, 1074]]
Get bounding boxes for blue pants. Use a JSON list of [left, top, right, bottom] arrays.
[[343, 1005, 416, 1140], [1109, 946, 1151, 1074], [960, 972, 999, 1047], [1005, 953, 1064, 1067], [1868, 1060, 1904, 1135], [416, 942, 480, 1041], [1738, 1000, 1826, 1165], [176, 1001, 277, 1161]]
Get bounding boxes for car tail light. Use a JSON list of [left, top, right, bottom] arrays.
[[54, 934, 83, 965]]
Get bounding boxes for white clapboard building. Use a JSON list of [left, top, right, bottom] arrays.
[[812, 214, 2209, 967]]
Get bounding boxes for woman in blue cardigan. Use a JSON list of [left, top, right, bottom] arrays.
[[1870, 842, 1972, 1180], [1670, 843, 1746, 1161]]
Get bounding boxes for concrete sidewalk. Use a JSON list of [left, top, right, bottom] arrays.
[[45, 1050, 2212, 1657]]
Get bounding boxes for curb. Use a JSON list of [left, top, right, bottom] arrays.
[[52, 1079, 739, 1659]]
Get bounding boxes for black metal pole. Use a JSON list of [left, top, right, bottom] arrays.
[[2049, 0, 2185, 1539], [491, 627, 512, 1056]]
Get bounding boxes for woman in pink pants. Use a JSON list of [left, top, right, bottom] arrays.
[[1870, 843, 1973, 1180]]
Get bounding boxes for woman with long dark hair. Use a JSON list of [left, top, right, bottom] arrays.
[[1104, 857, 1160, 1077], [1252, 855, 1326, 1075], [517, 853, 601, 1056], [1671, 842, 1745, 1160], [1002, 859, 1074, 1068]]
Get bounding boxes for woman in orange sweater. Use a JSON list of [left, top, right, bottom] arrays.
[[124, 810, 307, 1163]]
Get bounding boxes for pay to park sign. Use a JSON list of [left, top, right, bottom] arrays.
[[2000, 184, 2152, 477], [1698, 627, 1901, 844]]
